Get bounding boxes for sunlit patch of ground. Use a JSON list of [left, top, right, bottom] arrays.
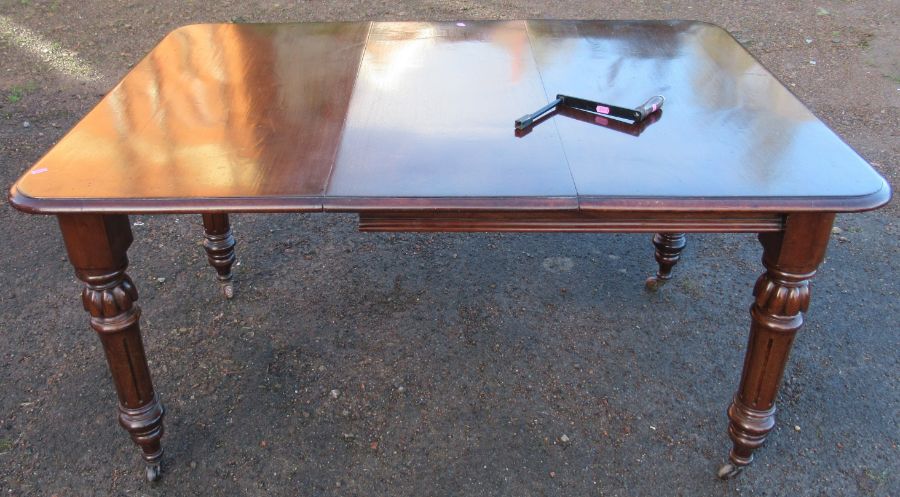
[[0, 15, 101, 82]]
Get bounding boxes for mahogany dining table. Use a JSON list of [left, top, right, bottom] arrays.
[[7, 20, 890, 482]]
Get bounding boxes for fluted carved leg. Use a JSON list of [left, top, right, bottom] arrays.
[[58, 214, 165, 482], [645, 232, 686, 291], [719, 213, 834, 479], [201, 213, 236, 299]]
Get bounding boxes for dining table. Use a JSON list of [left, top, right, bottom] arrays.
[[7, 19, 891, 482]]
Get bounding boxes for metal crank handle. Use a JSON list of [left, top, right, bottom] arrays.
[[515, 97, 563, 130]]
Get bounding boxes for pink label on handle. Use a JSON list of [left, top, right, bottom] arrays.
[[596, 105, 610, 115], [651, 103, 658, 112]]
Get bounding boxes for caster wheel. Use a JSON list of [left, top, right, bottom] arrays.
[[645, 276, 661, 292], [717, 462, 743, 480], [222, 282, 234, 300], [146, 463, 162, 482]]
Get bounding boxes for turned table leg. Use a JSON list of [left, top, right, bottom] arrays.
[[645, 232, 686, 291], [58, 214, 165, 482], [718, 213, 834, 479], [201, 213, 236, 299]]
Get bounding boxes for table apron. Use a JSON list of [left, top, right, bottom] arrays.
[[358, 211, 785, 233]]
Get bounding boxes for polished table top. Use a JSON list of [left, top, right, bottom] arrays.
[[9, 20, 890, 214]]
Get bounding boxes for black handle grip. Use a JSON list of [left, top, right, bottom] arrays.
[[557, 94, 639, 121]]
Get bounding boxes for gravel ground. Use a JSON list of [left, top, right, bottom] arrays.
[[0, 1, 898, 496]]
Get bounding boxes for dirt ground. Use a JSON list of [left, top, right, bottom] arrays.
[[0, 1, 898, 496]]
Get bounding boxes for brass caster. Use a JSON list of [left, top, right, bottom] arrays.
[[645, 275, 668, 292], [221, 282, 234, 300], [146, 462, 162, 482], [717, 462, 743, 480]]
